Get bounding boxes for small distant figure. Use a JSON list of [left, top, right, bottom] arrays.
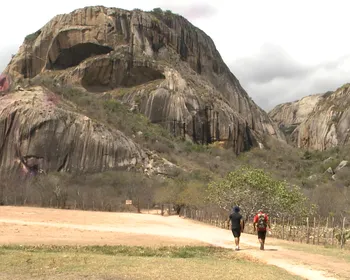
[[253, 209, 271, 250], [229, 206, 244, 251]]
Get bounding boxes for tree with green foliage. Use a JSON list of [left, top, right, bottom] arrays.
[[207, 166, 313, 219]]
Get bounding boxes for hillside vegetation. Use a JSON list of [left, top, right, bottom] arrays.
[[1, 76, 349, 222], [1, 6, 348, 226]]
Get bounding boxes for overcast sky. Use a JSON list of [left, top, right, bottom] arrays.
[[1, 0, 350, 110]]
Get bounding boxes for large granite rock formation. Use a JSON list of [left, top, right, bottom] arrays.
[[269, 85, 350, 150], [2, 6, 284, 172], [0, 86, 146, 174]]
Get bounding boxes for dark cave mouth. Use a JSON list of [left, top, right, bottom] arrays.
[[47, 43, 113, 70], [82, 65, 166, 92]]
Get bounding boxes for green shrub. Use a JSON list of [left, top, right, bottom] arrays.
[[25, 30, 41, 42], [152, 7, 163, 14]]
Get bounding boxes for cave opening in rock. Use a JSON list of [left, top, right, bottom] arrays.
[[126, 67, 165, 87], [48, 43, 113, 70], [82, 63, 165, 92]]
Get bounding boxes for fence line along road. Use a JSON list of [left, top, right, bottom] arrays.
[[180, 208, 350, 249]]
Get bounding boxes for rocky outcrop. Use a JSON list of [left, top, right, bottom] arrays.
[[4, 6, 283, 156], [269, 94, 323, 126], [270, 85, 350, 150], [295, 85, 350, 150], [0, 86, 146, 174], [335, 160, 348, 172]]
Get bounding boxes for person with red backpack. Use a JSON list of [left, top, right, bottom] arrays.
[[253, 209, 271, 250]]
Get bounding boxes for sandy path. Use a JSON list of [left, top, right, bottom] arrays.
[[1, 206, 349, 280]]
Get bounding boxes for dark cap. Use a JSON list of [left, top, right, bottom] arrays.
[[233, 206, 240, 212]]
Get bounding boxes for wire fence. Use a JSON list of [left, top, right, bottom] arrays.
[[179, 207, 350, 249]]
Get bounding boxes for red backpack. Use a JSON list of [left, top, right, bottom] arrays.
[[257, 213, 267, 230]]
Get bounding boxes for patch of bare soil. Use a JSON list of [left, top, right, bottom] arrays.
[[1, 206, 349, 280]]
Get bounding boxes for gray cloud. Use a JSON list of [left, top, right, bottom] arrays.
[[232, 44, 311, 84], [230, 44, 350, 111]]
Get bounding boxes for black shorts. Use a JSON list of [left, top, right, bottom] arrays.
[[257, 231, 267, 240], [232, 228, 241, 238]]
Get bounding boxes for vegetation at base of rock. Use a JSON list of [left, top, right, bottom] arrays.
[[0, 167, 212, 213], [207, 166, 313, 218], [237, 141, 350, 219], [2, 76, 350, 221]]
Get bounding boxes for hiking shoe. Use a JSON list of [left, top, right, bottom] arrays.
[[235, 246, 240, 251], [260, 243, 264, 250]]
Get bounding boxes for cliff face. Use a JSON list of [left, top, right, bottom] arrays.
[[269, 86, 350, 150], [269, 94, 323, 127], [0, 86, 146, 174], [296, 85, 350, 150], [3, 6, 284, 169]]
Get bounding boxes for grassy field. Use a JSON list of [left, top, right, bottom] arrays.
[[0, 245, 303, 280]]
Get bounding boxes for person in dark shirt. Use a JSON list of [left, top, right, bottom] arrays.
[[229, 206, 244, 250]]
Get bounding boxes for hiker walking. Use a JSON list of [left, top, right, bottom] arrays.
[[229, 206, 244, 251], [253, 209, 271, 250]]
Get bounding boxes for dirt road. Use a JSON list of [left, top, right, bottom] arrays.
[[1, 206, 349, 280]]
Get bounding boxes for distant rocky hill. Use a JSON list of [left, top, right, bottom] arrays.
[[269, 94, 323, 127], [269, 85, 350, 150], [2, 6, 283, 174]]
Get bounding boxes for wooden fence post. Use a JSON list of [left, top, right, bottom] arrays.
[[293, 218, 296, 241], [288, 218, 291, 240], [306, 217, 310, 244], [325, 217, 329, 245], [341, 217, 346, 249], [313, 217, 316, 245], [317, 217, 320, 245], [331, 217, 335, 246]]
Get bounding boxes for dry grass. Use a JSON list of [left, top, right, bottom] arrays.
[[268, 240, 350, 263], [0, 245, 303, 280]]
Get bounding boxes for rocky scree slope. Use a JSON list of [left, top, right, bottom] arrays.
[[269, 85, 350, 150], [3, 6, 283, 173]]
